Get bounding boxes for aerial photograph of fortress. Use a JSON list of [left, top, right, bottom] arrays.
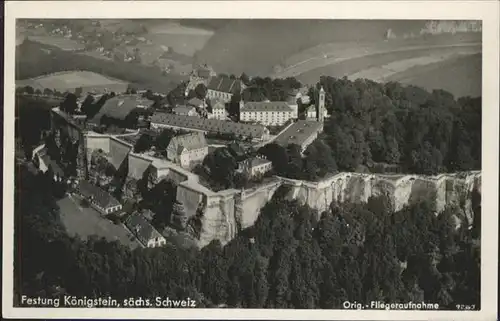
[[14, 18, 482, 310]]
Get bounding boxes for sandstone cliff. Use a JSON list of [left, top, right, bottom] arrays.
[[184, 171, 481, 247]]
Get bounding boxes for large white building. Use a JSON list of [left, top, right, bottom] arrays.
[[166, 132, 208, 169], [209, 99, 228, 120], [273, 87, 327, 153], [240, 101, 298, 126]]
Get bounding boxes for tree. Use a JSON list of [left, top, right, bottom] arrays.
[[60, 93, 78, 115], [201, 147, 238, 190], [133, 134, 153, 153], [80, 94, 95, 117], [170, 202, 187, 230], [194, 84, 208, 100], [228, 92, 241, 121], [154, 128, 176, 151]]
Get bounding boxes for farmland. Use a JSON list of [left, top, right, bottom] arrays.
[[386, 53, 482, 98], [292, 44, 481, 84], [26, 35, 85, 51], [16, 70, 129, 93], [143, 21, 214, 57], [16, 39, 186, 94]]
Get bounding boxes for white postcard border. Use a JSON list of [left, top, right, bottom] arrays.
[[3, 1, 499, 320]]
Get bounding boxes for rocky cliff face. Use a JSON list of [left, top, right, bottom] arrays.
[[189, 171, 481, 247]]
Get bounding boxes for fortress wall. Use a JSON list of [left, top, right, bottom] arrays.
[[109, 137, 133, 170], [128, 153, 153, 180]]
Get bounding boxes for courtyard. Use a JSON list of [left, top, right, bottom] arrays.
[[57, 194, 141, 249]]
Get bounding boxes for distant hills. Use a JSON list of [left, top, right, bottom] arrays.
[[193, 20, 482, 98]]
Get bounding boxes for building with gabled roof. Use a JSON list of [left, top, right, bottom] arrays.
[[125, 212, 166, 248], [150, 113, 270, 141], [237, 156, 272, 178], [240, 101, 298, 126], [91, 95, 153, 124], [206, 76, 244, 103], [166, 132, 208, 169], [76, 180, 122, 215], [273, 120, 324, 153]]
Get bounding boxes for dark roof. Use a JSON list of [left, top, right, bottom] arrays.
[[207, 76, 241, 94], [125, 212, 164, 246], [151, 113, 268, 139], [92, 95, 152, 122], [77, 180, 121, 209], [168, 132, 207, 152], [273, 120, 323, 148], [241, 101, 293, 112]]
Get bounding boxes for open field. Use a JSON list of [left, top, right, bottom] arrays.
[[17, 70, 129, 92], [387, 53, 482, 98], [57, 195, 141, 249], [347, 52, 477, 82], [145, 20, 214, 36], [294, 44, 480, 85], [27, 35, 85, 51], [279, 33, 480, 72], [278, 43, 480, 80]]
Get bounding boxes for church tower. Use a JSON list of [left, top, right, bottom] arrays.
[[318, 86, 325, 123]]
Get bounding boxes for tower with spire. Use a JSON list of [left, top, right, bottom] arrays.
[[318, 86, 325, 123]]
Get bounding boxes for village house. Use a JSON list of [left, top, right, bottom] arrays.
[[150, 113, 270, 142], [76, 180, 122, 215], [240, 101, 298, 126], [125, 212, 166, 248], [206, 76, 244, 103], [237, 156, 273, 178], [166, 132, 208, 169]]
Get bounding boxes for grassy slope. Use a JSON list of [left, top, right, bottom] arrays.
[[194, 20, 428, 76], [295, 45, 480, 83], [387, 53, 482, 98]]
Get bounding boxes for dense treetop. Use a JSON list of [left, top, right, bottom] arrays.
[[257, 76, 481, 179], [15, 164, 481, 309]]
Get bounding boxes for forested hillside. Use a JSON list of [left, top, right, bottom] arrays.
[[258, 76, 481, 181], [15, 164, 480, 309]]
